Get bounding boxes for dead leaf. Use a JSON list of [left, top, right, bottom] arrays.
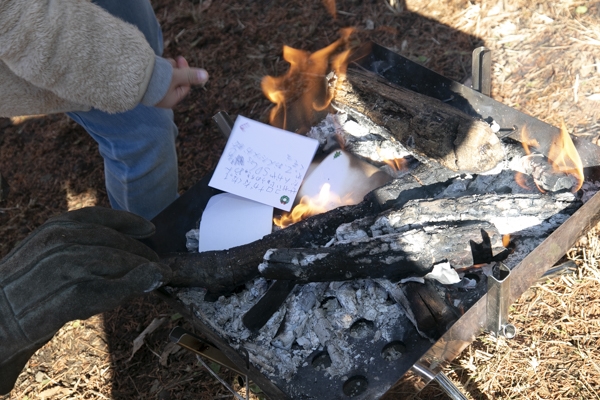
[[159, 341, 181, 366], [199, 0, 212, 12], [39, 386, 72, 399], [128, 317, 166, 362], [587, 93, 600, 101]]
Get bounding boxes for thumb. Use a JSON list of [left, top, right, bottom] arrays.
[[187, 68, 209, 85], [176, 56, 208, 84], [171, 68, 209, 87]]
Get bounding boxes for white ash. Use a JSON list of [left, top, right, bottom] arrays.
[[176, 277, 407, 381], [502, 211, 572, 269], [175, 116, 591, 384], [360, 192, 577, 238], [307, 111, 412, 166]]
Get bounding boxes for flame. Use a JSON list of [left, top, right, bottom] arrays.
[[382, 157, 409, 172], [517, 123, 583, 193], [274, 183, 353, 228], [377, 147, 409, 172], [514, 172, 531, 190], [261, 29, 353, 133], [322, 0, 336, 18], [520, 125, 539, 155], [548, 120, 584, 192], [502, 234, 510, 248]]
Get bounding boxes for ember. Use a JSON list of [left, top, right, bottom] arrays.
[[548, 120, 584, 192], [273, 183, 351, 228]]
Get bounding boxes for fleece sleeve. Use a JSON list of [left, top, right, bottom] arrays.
[[0, 0, 157, 114], [141, 56, 173, 107]]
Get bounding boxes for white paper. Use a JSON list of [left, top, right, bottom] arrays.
[[297, 150, 391, 211], [424, 262, 461, 285], [208, 115, 319, 211], [199, 193, 273, 251]]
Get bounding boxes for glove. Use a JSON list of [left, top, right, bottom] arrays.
[[0, 207, 172, 395]]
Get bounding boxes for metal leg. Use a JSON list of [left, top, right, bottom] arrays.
[[486, 262, 517, 339], [472, 47, 492, 96], [411, 363, 468, 400]]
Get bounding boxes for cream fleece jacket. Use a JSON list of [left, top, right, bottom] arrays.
[[0, 0, 172, 117]]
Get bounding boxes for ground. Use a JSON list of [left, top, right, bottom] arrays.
[[1, 0, 600, 399]]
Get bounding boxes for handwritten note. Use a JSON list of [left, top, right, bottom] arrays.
[[208, 115, 319, 211]]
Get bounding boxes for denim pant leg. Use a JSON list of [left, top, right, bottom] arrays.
[[67, 0, 178, 220], [68, 107, 178, 221]]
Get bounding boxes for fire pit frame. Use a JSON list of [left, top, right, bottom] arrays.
[[147, 43, 600, 399]]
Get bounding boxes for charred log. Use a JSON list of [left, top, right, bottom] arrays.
[[334, 67, 504, 173], [163, 200, 377, 296], [258, 221, 502, 283], [400, 281, 460, 340], [518, 154, 578, 192]]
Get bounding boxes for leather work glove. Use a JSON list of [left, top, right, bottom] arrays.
[[0, 207, 172, 395]]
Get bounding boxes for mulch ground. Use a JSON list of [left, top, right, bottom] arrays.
[[1, 0, 600, 399]]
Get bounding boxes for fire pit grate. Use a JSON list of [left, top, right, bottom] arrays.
[[148, 42, 600, 399]]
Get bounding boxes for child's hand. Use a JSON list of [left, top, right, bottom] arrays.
[[155, 56, 209, 109]]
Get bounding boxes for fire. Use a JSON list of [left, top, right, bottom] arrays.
[[520, 125, 539, 154], [382, 157, 409, 172], [502, 234, 510, 248], [261, 29, 353, 133], [517, 122, 584, 193], [548, 120, 584, 192], [322, 0, 336, 18], [274, 183, 353, 228], [514, 172, 532, 191]]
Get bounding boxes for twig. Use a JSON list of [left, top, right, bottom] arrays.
[[195, 355, 248, 400]]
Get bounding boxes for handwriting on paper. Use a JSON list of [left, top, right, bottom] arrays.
[[209, 115, 319, 211], [223, 141, 304, 196]]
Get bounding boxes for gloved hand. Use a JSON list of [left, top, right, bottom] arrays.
[[0, 207, 171, 395]]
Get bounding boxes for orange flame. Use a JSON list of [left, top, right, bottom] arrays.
[[322, 0, 336, 18], [273, 183, 353, 228], [520, 125, 539, 155], [514, 172, 531, 190], [382, 157, 409, 172], [548, 120, 584, 192], [517, 123, 583, 193], [502, 234, 510, 248], [261, 29, 353, 133]]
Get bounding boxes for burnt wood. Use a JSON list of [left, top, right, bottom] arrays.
[[162, 200, 376, 296], [258, 221, 500, 283], [401, 281, 460, 339], [334, 67, 504, 173]]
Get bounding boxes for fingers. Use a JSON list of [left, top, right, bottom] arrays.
[[155, 56, 209, 109], [176, 56, 189, 68]]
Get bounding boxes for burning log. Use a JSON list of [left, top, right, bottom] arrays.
[[165, 187, 578, 296], [164, 164, 461, 295], [333, 67, 504, 173], [515, 154, 578, 192]]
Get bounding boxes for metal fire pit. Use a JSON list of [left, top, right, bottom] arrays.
[[147, 43, 600, 399]]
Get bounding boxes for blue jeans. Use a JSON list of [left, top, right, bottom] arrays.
[[67, 0, 178, 220]]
